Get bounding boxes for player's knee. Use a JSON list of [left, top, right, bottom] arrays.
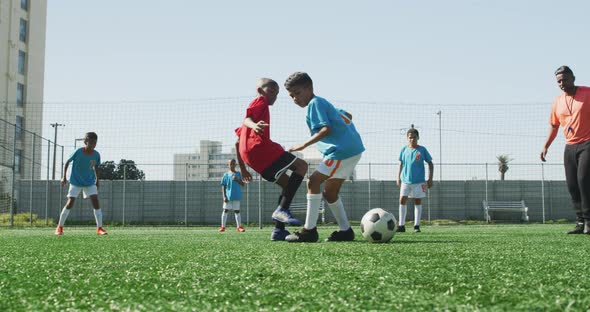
[[223, 209, 230, 213], [294, 159, 308, 174], [234, 211, 240, 214]]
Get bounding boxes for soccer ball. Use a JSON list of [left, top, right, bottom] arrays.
[[360, 208, 397, 243]]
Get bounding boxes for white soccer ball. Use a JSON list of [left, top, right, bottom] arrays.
[[360, 208, 397, 243]]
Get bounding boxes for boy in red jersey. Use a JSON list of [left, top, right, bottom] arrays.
[[235, 78, 308, 240]]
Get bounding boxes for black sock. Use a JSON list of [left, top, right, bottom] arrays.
[[274, 221, 285, 230], [279, 173, 304, 210]]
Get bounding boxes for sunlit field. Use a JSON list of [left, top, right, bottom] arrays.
[[1, 224, 589, 311]]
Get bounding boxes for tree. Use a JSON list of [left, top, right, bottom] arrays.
[[496, 154, 513, 181], [98, 159, 145, 180]]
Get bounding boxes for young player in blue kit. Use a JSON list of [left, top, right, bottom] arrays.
[[219, 159, 246, 232], [284, 72, 365, 242], [54, 132, 107, 236], [397, 127, 434, 233]]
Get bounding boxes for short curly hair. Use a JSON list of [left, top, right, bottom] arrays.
[[284, 72, 313, 90]]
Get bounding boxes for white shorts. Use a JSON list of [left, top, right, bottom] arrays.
[[316, 154, 362, 180], [400, 183, 427, 199], [67, 184, 98, 199], [223, 200, 241, 211]]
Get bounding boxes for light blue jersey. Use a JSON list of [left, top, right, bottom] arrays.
[[220, 172, 242, 200], [306, 96, 365, 160], [399, 145, 432, 184], [67, 148, 101, 187]]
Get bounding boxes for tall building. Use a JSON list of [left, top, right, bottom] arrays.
[[173, 140, 236, 181], [0, 0, 47, 199]]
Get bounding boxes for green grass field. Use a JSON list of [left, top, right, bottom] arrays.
[[1, 224, 589, 311]]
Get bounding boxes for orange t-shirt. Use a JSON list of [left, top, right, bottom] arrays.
[[550, 86, 590, 144]]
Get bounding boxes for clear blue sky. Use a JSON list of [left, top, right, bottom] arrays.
[[40, 1, 590, 180]]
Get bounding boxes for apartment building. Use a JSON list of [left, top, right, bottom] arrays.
[[0, 0, 47, 198]]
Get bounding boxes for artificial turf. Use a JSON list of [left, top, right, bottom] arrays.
[[1, 224, 589, 311]]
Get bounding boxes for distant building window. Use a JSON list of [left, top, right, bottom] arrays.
[[17, 83, 25, 106], [19, 19, 27, 42], [16, 116, 24, 140], [15, 149, 22, 173], [18, 50, 26, 74], [21, 0, 28, 11]]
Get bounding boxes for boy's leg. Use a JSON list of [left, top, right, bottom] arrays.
[[55, 185, 80, 234], [286, 171, 328, 243], [264, 153, 306, 226], [221, 208, 228, 230], [278, 158, 307, 210], [86, 186, 107, 235], [324, 179, 350, 231], [414, 198, 423, 227]]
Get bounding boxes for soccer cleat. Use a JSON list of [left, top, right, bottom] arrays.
[[237, 226, 246, 232], [285, 227, 319, 243], [271, 207, 302, 226], [219, 226, 226, 232], [414, 225, 421, 233], [396, 225, 406, 233], [96, 227, 108, 235], [567, 223, 584, 234], [270, 228, 290, 241], [325, 227, 355, 242], [54, 225, 63, 236]]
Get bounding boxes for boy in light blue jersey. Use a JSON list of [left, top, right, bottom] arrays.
[[55, 132, 107, 236], [397, 126, 434, 233], [219, 159, 246, 232], [284, 72, 365, 242]]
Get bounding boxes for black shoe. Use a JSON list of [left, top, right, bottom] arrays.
[[325, 227, 355, 242], [285, 227, 319, 242], [567, 223, 584, 234], [396, 225, 406, 233], [414, 225, 421, 233]]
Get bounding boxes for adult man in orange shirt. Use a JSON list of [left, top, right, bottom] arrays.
[[541, 65, 590, 234]]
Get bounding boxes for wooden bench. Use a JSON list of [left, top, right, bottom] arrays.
[[482, 200, 529, 223], [290, 201, 326, 224]]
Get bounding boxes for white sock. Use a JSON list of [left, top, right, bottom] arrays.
[[414, 205, 422, 226], [234, 213, 241, 227], [399, 205, 407, 226], [221, 211, 228, 227], [327, 197, 350, 231], [305, 193, 322, 230], [58, 208, 70, 226], [93, 209, 103, 228]]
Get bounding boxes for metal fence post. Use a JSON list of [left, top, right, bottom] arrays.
[[485, 163, 489, 203], [123, 163, 126, 226], [10, 123, 17, 227], [29, 133, 35, 226], [46, 139, 50, 225], [541, 163, 546, 224], [258, 176, 262, 229], [184, 163, 188, 227], [368, 163, 371, 208]]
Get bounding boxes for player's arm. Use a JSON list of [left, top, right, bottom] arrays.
[[289, 126, 331, 152], [235, 139, 252, 182], [540, 125, 559, 162], [397, 162, 403, 187], [243, 117, 268, 135], [61, 159, 72, 186], [426, 161, 434, 188], [221, 185, 228, 202], [93, 164, 100, 189]]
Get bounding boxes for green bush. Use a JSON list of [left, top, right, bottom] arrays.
[[0, 213, 55, 226]]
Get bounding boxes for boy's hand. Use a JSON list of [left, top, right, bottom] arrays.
[[427, 179, 433, 188], [253, 121, 269, 134], [288, 144, 306, 152], [61, 177, 68, 187], [240, 170, 252, 182], [396, 179, 401, 187]]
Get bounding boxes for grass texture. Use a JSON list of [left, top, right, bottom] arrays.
[[1, 224, 589, 311]]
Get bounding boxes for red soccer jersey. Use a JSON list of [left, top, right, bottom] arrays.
[[550, 86, 590, 144], [235, 96, 285, 173]]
